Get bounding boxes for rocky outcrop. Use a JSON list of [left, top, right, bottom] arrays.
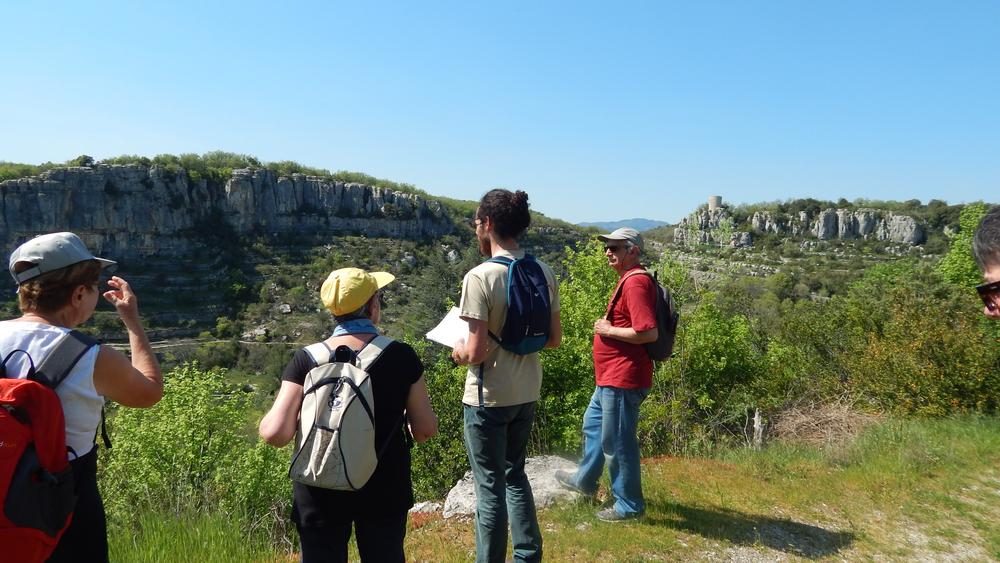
[[675, 206, 926, 247], [0, 164, 453, 261], [442, 455, 580, 518], [675, 208, 752, 248], [815, 210, 839, 240], [812, 208, 925, 244], [885, 214, 924, 245]]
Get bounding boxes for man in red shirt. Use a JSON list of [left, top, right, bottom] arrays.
[[973, 206, 1000, 319], [556, 227, 658, 521]]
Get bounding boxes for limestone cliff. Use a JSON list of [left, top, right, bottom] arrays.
[[675, 206, 927, 247], [0, 164, 453, 261], [0, 164, 456, 333]]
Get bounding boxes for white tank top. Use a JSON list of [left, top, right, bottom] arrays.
[[0, 320, 103, 459]]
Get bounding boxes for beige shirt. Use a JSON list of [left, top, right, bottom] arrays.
[[459, 249, 560, 407]]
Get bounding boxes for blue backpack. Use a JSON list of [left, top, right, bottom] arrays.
[[486, 254, 552, 355]]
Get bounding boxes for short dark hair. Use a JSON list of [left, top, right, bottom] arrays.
[[332, 292, 378, 323], [973, 205, 1000, 272], [476, 189, 531, 240], [15, 260, 102, 314]]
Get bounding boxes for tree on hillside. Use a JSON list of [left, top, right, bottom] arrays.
[[536, 240, 618, 451], [67, 154, 94, 167], [937, 202, 989, 288]]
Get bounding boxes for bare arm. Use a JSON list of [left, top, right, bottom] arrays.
[[259, 381, 304, 447], [451, 317, 490, 365], [93, 276, 163, 407], [593, 319, 658, 344], [405, 376, 437, 443], [545, 307, 562, 349]]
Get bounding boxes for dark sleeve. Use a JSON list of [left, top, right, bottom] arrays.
[[280, 348, 317, 385], [372, 341, 424, 386]]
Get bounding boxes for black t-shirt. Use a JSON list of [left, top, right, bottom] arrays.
[[282, 338, 423, 526]]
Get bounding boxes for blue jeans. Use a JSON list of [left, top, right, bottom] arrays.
[[463, 402, 542, 563], [572, 386, 650, 517]]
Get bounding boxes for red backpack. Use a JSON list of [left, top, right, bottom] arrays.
[[0, 330, 97, 562]]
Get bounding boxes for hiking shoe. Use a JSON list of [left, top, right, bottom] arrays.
[[596, 507, 642, 522], [554, 469, 593, 497]]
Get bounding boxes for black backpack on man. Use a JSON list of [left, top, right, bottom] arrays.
[[608, 270, 679, 361]]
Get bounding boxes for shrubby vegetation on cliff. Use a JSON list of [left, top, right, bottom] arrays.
[[726, 197, 965, 233]]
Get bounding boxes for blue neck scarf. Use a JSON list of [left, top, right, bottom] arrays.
[[332, 318, 379, 336]]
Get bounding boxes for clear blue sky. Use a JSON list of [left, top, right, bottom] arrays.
[[2, 1, 998, 224]]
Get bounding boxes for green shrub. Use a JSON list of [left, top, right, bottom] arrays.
[[937, 202, 989, 288], [845, 296, 999, 415], [537, 240, 617, 454], [409, 342, 472, 500], [101, 363, 291, 543]]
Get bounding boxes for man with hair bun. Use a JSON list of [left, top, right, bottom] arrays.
[[973, 205, 1000, 319], [452, 189, 562, 563]]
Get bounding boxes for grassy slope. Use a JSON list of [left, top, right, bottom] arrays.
[[405, 417, 1000, 562], [110, 417, 1000, 562]]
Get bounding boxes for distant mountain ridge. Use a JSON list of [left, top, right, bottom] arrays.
[[577, 218, 669, 232]]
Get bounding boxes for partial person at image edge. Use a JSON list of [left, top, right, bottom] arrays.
[[1, 231, 163, 562], [973, 205, 1000, 319]]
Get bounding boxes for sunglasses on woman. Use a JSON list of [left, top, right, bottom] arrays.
[[976, 280, 1000, 312]]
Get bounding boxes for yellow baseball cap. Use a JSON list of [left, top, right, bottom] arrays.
[[320, 267, 395, 316]]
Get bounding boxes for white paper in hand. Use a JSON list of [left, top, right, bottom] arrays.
[[426, 307, 468, 349]]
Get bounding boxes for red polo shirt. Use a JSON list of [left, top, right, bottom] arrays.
[[592, 267, 657, 389]]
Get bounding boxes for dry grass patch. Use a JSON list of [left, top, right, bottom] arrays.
[[771, 400, 880, 446]]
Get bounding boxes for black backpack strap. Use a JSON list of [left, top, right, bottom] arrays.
[[0, 349, 36, 380], [99, 408, 112, 449], [606, 270, 651, 321], [32, 330, 100, 389]]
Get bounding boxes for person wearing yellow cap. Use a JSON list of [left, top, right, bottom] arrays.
[[259, 267, 438, 562]]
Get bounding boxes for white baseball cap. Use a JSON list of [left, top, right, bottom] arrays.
[[9, 232, 116, 285], [598, 227, 645, 252]]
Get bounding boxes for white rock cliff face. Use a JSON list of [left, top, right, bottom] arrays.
[[675, 206, 926, 247], [0, 165, 453, 260]]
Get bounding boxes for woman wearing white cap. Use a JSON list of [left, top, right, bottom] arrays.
[[1, 232, 163, 562], [260, 267, 437, 563]]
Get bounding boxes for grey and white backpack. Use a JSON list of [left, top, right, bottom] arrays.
[[289, 335, 394, 491]]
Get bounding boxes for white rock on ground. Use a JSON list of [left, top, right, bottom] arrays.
[[409, 501, 443, 514], [442, 455, 581, 519]]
